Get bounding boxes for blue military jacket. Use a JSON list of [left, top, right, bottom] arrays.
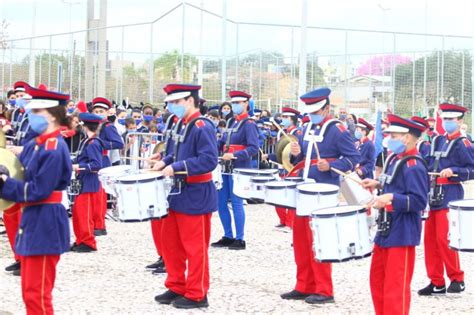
[[1, 129, 71, 255], [374, 148, 429, 247], [218, 113, 259, 169], [74, 137, 103, 193], [357, 137, 376, 179], [99, 122, 124, 168], [163, 111, 218, 215], [291, 116, 360, 186], [427, 132, 474, 210]]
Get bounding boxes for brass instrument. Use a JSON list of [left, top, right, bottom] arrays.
[[0, 129, 25, 211], [274, 134, 297, 172]]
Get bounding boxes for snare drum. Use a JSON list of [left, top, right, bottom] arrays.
[[232, 168, 279, 199], [115, 173, 168, 222], [340, 172, 373, 206], [98, 165, 133, 196], [448, 199, 474, 251], [265, 180, 300, 208], [249, 176, 276, 201], [67, 171, 82, 196], [296, 183, 340, 216], [310, 205, 372, 262]]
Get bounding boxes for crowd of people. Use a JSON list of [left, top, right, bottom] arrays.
[[1, 80, 473, 314]]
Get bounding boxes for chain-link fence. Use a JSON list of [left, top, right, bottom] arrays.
[[1, 2, 472, 126]]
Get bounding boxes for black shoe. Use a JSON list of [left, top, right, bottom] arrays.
[[280, 290, 311, 300], [146, 257, 164, 269], [418, 283, 446, 296], [154, 290, 182, 305], [152, 266, 167, 274], [94, 229, 107, 236], [12, 269, 20, 276], [70, 243, 78, 251], [228, 239, 246, 250], [211, 236, 235, 248], [447, 281, 465, 293], [5, 261, 20, 272], [172, 296, 209, 309], [275, 223, 286, 228], [71, 243, 97, 253], [305, 294, 335, 304]]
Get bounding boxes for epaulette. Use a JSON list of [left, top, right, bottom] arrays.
[[406, 158, 417, 168], [336, 123, 347, 132], [195, 119, 205, 128], [295, 129, 303, 136], [463, 138, 471, 147], [45, 138, 58, 151]]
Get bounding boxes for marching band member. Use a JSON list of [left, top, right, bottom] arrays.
[[419, 103, 474, 296], [362, 114, 429, 315], [91, 97, 124, 236], [0, 85, 71, 315], [282, 87, 360, 304], [411, 116, 431, 159], [355, 118, 376, 179], [152, 84, 217, 309], [70, 113, 104, 253], [212, 90, 259, 250]]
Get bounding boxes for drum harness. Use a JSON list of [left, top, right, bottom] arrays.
[[69, 137, 105, 195], [428, 136, 465, 208], [221, 117, 253, 173], [14, 114, 31, 146], [377, 154, 427, 237], [170, 116, 214, 194]]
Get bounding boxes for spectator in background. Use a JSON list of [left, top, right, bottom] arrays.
[[66, 100, 75, 115], [219, 102, 233, 121], [0, 100, 11, 133], [346, 113, 357, 137], [6, 90, 16, 110], [261, 109, 271, 118], [460, 123, 473, 142], [63, 113, 85, 154], [217, 120, 226, 140], [338, 108, 348, 122]]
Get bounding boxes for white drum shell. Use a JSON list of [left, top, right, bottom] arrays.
[[115, 174, 168, 222], [340, 172, 373, 205], [264, 181, 299, 208], [296, 183, 340, 216], [232, 168, 279, 199], [311, 206, 372, 262], [448, 199, 474, 251], [98, 165, 133, 196], [249, 176, 276, 200]]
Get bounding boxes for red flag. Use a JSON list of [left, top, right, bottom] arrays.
[[435, 107, 445, 135]]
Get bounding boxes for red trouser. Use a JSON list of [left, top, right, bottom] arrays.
[[20, 255, 60, 315], [162, 209, 211, 301], [3, 203, 22, 261], [424, 209, 464, 286], [292, 215, 333, 296], [72, 192, 97, 249], [92, 185, 107, 230], [275, 206, 286, 225], [370, 245, 415, 315], [151, 219, 164, 257]]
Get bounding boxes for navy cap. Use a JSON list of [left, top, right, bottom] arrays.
[[299, 87, 331, 114], [79, 113, 104, 123]]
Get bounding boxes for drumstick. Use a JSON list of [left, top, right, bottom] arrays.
[[268, 160, 283, 167], [428, 172, 458, 178], [140, 169, 187, 175], [218, 156, 237, 160], [331, 167, 363, 185], [270, 118, 293, 141], [122, 156, 157, 163]]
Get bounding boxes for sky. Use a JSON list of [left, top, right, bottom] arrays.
[[0, 0, 473, 62]]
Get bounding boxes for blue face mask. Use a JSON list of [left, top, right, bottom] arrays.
[[135, 119, 142, 125], [173, 105, 186, 119], [222, 109, 230, 117], [16, 98, 28, 109], [156, 117, 163, 123], [310, 114, 324, 124], [387, 138, 407, 154], [354, 130, 363, 140], [67, 108, 75, 114], [29, 113, 49, 134], [118, 118, 126, 125], [143, 115, 153, 122], [8, 99, 16, 106], [442, 120, 458, 134], [339, 114, 347, 120], [231, 103, 244, 115], [281, 119, 291, 128]]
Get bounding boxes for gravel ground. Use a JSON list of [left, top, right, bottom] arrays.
[[1, 202, 473, 315]]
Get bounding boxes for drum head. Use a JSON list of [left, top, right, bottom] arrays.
[[449, 199, 474, 211], [312, 205, 367, 218], [99, 165, 132, 176], [284, 176, 304, 182], [117, 172, 163, 183], [233, 168, 278, 176], [297, 183, 339, 195], [265, 181, 297, 189], [250, 176, 276, 183]]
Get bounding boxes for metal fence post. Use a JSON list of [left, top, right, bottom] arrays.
[[412, 52, 416, 116], [259, 50, 262, 100], [120, 26, 125, 104], [235, 23, 239, 90], [344, 31, 348, 107], [48, 36, 52, 87], [441, 36, 445, 100], [392, 34, 396, 111], [461, 50, 465, 106], [149, 23, 154, 103], [423, 52, 427, 108], [181, 1, 185, 79], [221, 0, 227, 102]]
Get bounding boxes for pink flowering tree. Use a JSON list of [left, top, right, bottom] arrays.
[[356, 55, 412, 76]]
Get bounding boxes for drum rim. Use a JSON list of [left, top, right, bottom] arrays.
[[316, 252, 372, 263], [98, 165, 132, 175], [296, 183, 339, 195], [284, 177, 304, 182], [233, 168, 278, 176], [448, 199, 474, 211], [117, 173, 164, 184], [311, 206, 367, 218], [265, 181, 298, 189], [250, 176, 277, 183]]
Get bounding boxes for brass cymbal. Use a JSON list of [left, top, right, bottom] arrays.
[[281, 142, 295, 172], [152, 141, 165, 155], [275, 134, 297, 164], [0, 148, 24, 211]]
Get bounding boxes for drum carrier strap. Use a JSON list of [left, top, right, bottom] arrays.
[[377, 154, 428, 237], [221, 117, 253, 173]]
